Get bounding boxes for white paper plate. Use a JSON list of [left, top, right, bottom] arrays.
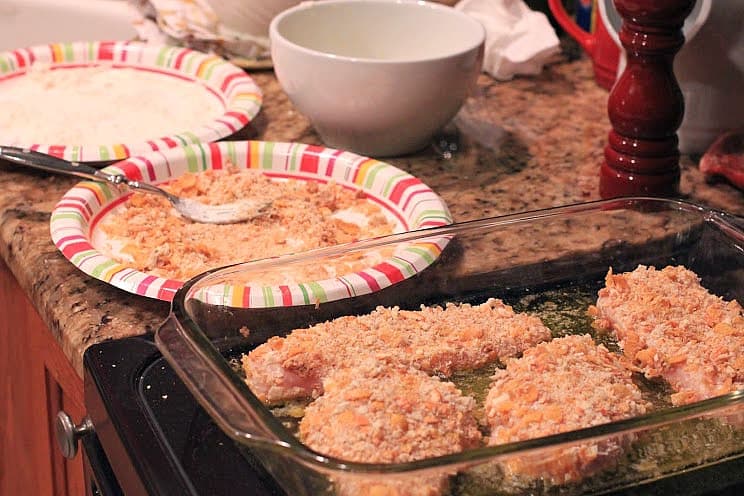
[[50, 141, 453, 304], [0, 40, 262, 161]]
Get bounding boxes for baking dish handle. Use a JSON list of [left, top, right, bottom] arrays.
[[707, 208, 744, 242], [155, 314, 288, 450]]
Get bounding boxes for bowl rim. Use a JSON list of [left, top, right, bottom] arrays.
[[269, 0, 486, 65]]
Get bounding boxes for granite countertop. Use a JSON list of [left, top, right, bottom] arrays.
[[1, 56, 742, 378]]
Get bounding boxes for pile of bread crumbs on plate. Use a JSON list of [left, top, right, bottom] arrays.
[[99, 166, 395, 281]]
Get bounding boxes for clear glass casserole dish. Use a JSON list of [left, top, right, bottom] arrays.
[[156, 197, 744, 496]]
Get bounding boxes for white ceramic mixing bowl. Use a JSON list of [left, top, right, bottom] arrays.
[[270, 0, 485, 157]]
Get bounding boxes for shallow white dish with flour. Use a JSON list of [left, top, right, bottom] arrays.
[[0, 40, 263, 162]]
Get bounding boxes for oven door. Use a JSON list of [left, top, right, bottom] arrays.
[[82, 433, 123, 496]]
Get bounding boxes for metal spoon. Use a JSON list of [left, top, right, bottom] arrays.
[[0, 146, 270, 224]]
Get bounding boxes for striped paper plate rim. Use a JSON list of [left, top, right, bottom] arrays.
[[50, 140, 452, 305], [0, 40, 262, 162]]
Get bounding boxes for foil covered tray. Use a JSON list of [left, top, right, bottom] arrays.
[[156, 197, 744, 496]]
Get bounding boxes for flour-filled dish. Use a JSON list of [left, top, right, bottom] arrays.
[[0, 41, 262, 161], [0, 65, 225, 146]]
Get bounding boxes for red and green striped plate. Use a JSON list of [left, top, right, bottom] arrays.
[[0, 40, 262, 162], [50, 141, 453, 305]]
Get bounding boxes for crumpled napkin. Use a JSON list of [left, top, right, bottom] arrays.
[[129, 0, 271, 63], [456, 0, 561, 80]]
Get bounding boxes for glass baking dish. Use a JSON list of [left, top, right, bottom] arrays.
[[156, 197, 744, 496]]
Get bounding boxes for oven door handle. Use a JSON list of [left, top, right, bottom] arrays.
[[81, 432, 125, 496]]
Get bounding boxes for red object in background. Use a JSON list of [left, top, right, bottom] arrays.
[[699, 130, 744, 190], [548, 0, 620, 90], [599, 0, 696, 199]]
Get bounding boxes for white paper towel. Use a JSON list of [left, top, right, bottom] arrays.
[[456, 0, 561, 80], [129, 0, 271, 62]]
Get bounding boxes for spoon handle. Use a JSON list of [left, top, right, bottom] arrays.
[[0, 146, 121, 184]]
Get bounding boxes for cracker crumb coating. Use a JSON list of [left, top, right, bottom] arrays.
[[242, 298, 552, 404], [300, 361, 482, 496], [592, 265, 744, 405], [484, 334, 649, 485], [101, 166, 394, 281]]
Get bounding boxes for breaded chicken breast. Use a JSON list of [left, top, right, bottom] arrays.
[[484, 334, 649, 485], [592, 265, 744, 405], [242, 298, 551, 404], [299, 360, 482, 496]]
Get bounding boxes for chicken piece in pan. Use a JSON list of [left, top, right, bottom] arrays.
[[242, 298, 551, 404], [592, 265, 744, 405], [299, 360, 482, 496], [484, 334, 650, 485]]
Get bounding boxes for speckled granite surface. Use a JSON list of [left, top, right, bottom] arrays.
[[0, 57, 741, 377]]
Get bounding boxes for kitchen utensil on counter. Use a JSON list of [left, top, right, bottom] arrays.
[[598, 0, 739, 155], [0, 146, 270, 224], [547, 0, 620, 90], [269, 0, 485, 157], [156, 196, 744, 496], [600, 0, 700, 198]]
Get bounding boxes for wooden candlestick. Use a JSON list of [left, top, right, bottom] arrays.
[[599, 0, 696, 198]]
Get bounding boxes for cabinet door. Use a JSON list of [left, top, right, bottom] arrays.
[[0, 260, 85, 496]]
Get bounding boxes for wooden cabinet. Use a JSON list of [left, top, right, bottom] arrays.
[[0, 259, 85, 496]]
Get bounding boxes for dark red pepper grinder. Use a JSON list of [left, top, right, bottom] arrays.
[[599, 0, 696, 198]]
